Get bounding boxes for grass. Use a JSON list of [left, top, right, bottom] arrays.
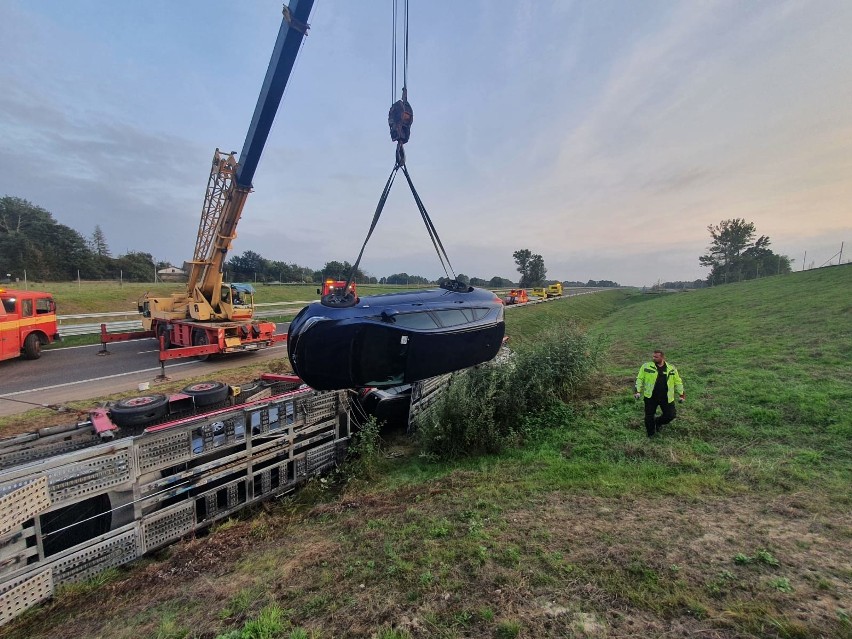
[[3, 266, 851, 639]]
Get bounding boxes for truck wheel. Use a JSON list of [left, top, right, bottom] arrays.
[[181, 381, 229, 407], [22, 333, 42, 360], [192, 329, 210, 361], [110, 394, 169, 427]]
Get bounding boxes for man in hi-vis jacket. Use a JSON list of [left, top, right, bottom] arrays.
[[634, 350, 684, 437]]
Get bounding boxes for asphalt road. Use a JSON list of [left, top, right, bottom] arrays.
[[0, 327, 289, 418]]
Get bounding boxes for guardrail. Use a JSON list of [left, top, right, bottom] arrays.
[[57, 302, 311, 337]]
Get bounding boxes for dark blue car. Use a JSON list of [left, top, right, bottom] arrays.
[[287, 287, 505, 390]]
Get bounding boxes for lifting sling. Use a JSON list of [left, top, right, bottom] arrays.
[[322, 0, 467, 308]]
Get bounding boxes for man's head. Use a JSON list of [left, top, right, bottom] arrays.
[[652, 349, 665, 365]]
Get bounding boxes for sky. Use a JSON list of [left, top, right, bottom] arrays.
[[1, 0, 850, 287]]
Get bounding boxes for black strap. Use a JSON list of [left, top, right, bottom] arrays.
[[328, 166, 399, 307], [400, 164, 456, 280]]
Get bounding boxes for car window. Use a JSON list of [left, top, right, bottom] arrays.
[[1, 299, 14, 313], [21, 299, 33, 317], [394, 311, 440, 329], [434, 309, 470, 327], [36, 298, 52, 314]]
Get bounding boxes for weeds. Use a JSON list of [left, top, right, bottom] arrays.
[[346, 416, 385, 480], [419, 322, 601, 458]]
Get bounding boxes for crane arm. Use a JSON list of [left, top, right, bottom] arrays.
[[186, 0, 314, 301]]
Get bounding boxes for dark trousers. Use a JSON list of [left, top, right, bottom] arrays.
[[644, 397, 676, 437]]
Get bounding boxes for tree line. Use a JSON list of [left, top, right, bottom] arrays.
[[3, 195, 633, 288], [0, 196, 528, 286], [0, 197, 161, 282]]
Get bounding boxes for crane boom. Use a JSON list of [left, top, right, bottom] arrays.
[[139, 0, 315, 359], [187, 0, 314, 299]]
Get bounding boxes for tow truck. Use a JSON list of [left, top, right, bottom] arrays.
[[502, 288, 529, 305], [0, 288, 60, 361], [318, 279, 357, 298]]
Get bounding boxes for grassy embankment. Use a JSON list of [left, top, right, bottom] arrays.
[[3, 267, 850, 639]]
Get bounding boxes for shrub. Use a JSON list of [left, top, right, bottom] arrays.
[[419, 322, 600, 458]]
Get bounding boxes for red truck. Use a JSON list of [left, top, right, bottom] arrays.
[[0, 288, 60, 361]]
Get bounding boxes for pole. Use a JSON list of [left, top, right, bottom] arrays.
[[24, 270, 27, 290], [120, 270, 123, 286], [839, 242, 844, 265], [802, 251, 806, 271], [77, 270, 81, 291]]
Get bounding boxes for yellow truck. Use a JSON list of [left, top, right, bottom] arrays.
[[530, 287, 547, 299], [546, 282, 563, 298]]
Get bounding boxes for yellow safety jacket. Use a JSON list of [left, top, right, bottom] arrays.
[[635, 361, 684, 403]]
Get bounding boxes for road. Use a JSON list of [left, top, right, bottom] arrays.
[[0, 328, 289, 418]]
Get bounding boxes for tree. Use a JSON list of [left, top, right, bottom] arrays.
[[488, 276, 515, 288], [90, 225, 111, 257], [527, 254, 547, 286], [321, 260, 364, 282], [513, 249, 547, 287], [115, 251, 156, 282], [699, 218, 791, 284], [0, 196, 97, 280]]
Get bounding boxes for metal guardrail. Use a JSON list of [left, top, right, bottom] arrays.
[[57, 302, 310, 337]]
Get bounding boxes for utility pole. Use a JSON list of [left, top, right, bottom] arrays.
[[802, 251, 806, 271], [839, 242, 844, 265]]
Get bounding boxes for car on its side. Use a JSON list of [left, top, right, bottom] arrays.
[[288, 286, 505, 390]]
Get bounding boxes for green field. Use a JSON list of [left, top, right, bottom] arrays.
[[4, 266, 851, 639]]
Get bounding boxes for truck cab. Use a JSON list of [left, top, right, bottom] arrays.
[[0, 288, 60, 361], [530, 287, 547, 299], [546, 282, 563, 298]]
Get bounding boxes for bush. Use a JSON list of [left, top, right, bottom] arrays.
[[419, 322, 600, 458]]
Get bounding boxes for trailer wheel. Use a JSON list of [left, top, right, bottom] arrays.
[[110, 394, 169, 427], [22, 333, 42, 359], [181, 381, 229, 407], [192, 329, 210, 361]]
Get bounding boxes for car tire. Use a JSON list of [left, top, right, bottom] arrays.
[[110, 394, 169, 427], [181, 381, 229, 407], [22, 333, 42, 360]]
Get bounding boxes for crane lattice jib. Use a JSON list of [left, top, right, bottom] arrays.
[[186, 150, 238, 294], [188, 0, 314, 299]]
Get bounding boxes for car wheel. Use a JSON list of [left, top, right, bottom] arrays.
[[22, 333, 42, 360], [181, 381, 229, 407], [110, 394, 169, 427]]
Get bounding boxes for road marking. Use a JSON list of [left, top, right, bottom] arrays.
[[0, 361, 198, 398]]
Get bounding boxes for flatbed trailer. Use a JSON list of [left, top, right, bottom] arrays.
[[0, 376, 350, 624], [0, 335, 458, 626]]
